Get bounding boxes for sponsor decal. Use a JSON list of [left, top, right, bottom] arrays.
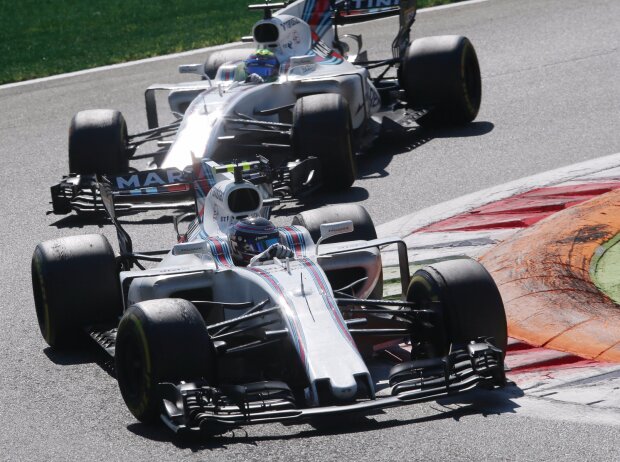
[[171, 241, 207, 256], [349, 0, 400, 8], [365, 83, 381, 109], [211, 186, 225, 202], [328, 225, 350, 233], [288, 55, 317, 76], [283, 29, 303, 51], [281, 17, 301, 30], [115, 168, 186, 190], [310, 35, 344, 65], [290, 63, 315, 75]]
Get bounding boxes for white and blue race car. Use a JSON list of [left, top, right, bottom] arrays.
[[35, 159, 506, 437], [51, 0, 482, 213]]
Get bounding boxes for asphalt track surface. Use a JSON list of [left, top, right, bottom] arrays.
[[1, 0, 619, 460]]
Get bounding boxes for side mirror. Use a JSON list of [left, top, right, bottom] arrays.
[[316, 220, 354, 253], [178, 64, 204, 76], [286, 55, 317, 80], [178, 64, 212, 87]]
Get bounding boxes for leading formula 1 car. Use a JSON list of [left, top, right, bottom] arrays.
[[34, 159, 506, 437], [51, 0, 482, 215]]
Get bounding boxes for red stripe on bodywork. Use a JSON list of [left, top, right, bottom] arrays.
[[281, 226, 305, 256], [207, 237, 232, 267], [309, 0, 331, 28]]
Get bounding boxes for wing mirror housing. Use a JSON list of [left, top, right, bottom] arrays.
[[316, 220, 354, 253], [178, 64, 204, 76]]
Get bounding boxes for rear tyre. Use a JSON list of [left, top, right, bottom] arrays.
[[406, 258, 507, 358], [400, 35, 481, 126], [203, 48, 254, 79], [68, 109, 129, 175], [293, 204, 382, 298], [292, 94, 356, 191], [115, 299, 216, 423], [31, 234, 122, 348]]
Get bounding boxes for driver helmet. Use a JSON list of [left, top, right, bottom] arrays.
[[228, 217, 280, 265], [245, 49, 280, 82]]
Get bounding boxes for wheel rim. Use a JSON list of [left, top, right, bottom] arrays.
[[117, 332, 148, 406], [407, 273, 447, 357], [407, 274, 439, 308]]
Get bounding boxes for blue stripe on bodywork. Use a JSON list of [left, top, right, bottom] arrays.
[[279, 226, 307, 256], [206, 237, 234, 268]]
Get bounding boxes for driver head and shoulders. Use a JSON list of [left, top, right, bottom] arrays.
[[228, 216, 293, 265], [244, 49, 280, 83]]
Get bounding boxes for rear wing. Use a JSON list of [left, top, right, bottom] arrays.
[[336, 0, 400, 23], [334, 0, 416, 25], [332, 0, 417, 60]]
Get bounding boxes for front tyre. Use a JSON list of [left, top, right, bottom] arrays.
[[115, 299, 216, 423], [406, 258, 507, 358], [292, 94, 356, 191], [68, 109, 129, 175], [400, 35, 481, 126]]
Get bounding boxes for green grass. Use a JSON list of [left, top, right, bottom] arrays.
[[0, 0, 461, 85]]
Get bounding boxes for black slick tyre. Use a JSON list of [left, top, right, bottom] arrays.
[[115, 299, 216, 423], [31, 234, 122, 348], [400, 35, 481, 126], [292, 94, 356, 191], [68, 109, 129, 174], [203, 48, 254, 78], [406, 258, 507, 357]]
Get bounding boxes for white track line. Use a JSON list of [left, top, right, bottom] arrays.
[[0, 42, 242, 91], [0, 0, 491, 91], [419, 0, 490, 12]]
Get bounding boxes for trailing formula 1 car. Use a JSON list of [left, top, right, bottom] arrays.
[[34, 160, 507, 437], [51, 0, 482, 215]]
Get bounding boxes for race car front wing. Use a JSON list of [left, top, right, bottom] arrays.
[[157, 339, 505, 436]]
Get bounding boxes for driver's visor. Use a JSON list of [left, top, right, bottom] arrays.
[[246, 60, 277, 75], [255, 237, 279, 252]]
